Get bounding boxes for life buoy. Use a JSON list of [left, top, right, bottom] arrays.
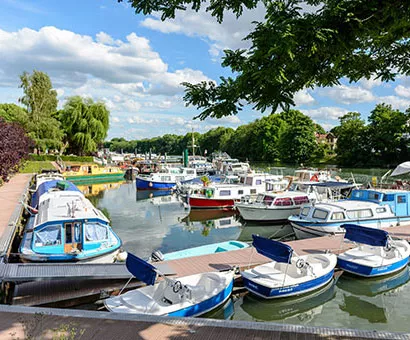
[[310, 174, 319, 182]]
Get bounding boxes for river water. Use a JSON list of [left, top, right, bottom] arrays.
[[76, 177, 410, 333]]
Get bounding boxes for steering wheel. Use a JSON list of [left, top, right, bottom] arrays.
[[296, 259, 305, 269], [173, 281, 183, 293]]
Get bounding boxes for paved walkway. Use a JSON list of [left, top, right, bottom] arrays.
[[0, 305, 405, 340], [0, 174, 32, 255]]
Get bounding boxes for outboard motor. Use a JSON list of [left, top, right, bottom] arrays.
[[151, 250, 164, 262]]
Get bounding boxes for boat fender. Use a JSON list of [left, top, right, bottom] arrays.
[[150, 250, 164, 262], [149, 182, 153, 187], [116, 250, 128, 262]]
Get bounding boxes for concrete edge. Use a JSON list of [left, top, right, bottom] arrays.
[[0, 305, 408, 339]]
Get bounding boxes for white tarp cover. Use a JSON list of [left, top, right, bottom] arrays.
[[391, 162, 410, 177]]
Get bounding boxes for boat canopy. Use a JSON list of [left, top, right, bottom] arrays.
[[252, 234, 292, 263], [126, 253, 158, 285], [391, 162, 410, 177], [342, 224, 389, 247], [32, 180, 81, 207]]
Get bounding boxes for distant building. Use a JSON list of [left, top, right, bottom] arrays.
[[315, 132, 337, 150]]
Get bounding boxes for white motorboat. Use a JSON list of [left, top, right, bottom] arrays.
[[337, 224, 410, 277], [288, 188, 410, 239], [241, 235, 337, 299], [235, 191, 311, 222], [104, 253, 234, 317]]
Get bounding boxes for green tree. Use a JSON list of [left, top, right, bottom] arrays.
[[122, 0, 410, 119], [19, 70, 63, 151], [0, 103, 29, 129], [367, 104, 410, 166], [200, 127, 234, 155], [277, 110, 317, 164], [59, 96, 110, 155], [335, 112, 368, 166]]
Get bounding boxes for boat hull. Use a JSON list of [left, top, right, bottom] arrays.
[[188, 196, 235, 209], [337, 255, 409, 277], [242, 269, 334, 299], [65, 173, 124, 182], [236, 205, 301, 222], [136, 177, 177, 190], [160, 241, 249, 261]]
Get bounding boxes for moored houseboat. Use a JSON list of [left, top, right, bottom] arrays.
[[62, 163, 125, 182], [19, 184, 123, 263]]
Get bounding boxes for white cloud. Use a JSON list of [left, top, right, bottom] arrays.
[[395, 85, 410, 98], [294, 89, 315, 106], [321, 85, 375, 104], [112, 116, 120, 123], [127, 115, 158, 124], [141, 6, 266, 58], [303, 107, 349, 121], [96, 31, 115, 45], [359, 77, 383, 90], [376, 96, 410, 110]]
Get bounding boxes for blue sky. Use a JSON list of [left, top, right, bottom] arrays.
[[0, 0, 409, 140]]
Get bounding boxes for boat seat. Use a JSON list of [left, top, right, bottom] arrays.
[[163, 285, 183, 305]]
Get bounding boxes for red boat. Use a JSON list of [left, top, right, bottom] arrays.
[[188, 196, 236, 209]]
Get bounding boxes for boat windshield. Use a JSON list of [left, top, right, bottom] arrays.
[[255, 194, 264, 203], [34, 224, 62, 247], [85, 223, 109, 242]]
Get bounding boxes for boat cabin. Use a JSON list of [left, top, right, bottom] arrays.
[[349, 189, 410, 217], [20, 190, 121, 262], [253, 193, 310, 207], [151, 167, 196, 182], [297, 200, 394, 224]]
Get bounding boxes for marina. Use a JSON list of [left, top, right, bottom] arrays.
[[2, 173, 410, 337]]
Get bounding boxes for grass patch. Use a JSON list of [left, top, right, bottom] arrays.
[[20, 161, 55, 174]]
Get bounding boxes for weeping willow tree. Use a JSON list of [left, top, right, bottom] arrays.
[[59, 96, 110, 155]]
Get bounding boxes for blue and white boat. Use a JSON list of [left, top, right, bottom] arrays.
[[19, 181, 124, 263], [104, 253, 234, 316], [150, 240, 249, 262], [289, 188, 410, 239], [136, 167, 197, 190], [337, 224, 410, 277], [241, 235, 337, 299]]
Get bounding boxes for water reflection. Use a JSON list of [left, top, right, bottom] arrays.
[[136, 189, 172, 200], [240, 280, 336, 322], [337, 267, 410, 297]]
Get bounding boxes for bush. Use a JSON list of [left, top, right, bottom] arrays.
[[28, 154, 93, 162]]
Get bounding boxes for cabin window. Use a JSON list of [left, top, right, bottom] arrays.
[[187, 170, 195, 174], [256, 180, 262, 185], [398, 195, 407, 203], [383, 194, 394, 202], [250, 189, 257, 194], [175, 176, 184, 181], [34, 225, 62, 247], [161, 176, 171, 181], [312, 209, 328, 220], [300, 207, 310, 216], [240, 177, 245, 184], [219, 219, 231, 226], [331, 212, 345, 220], [238, 190, 244, 195], [263, 196, 274, 205], [346, 209, 373, 219], [274, 197, 293, 206], [368, 192, 380, 200], [246, 178, 253, 185], [352, 191, 363, 199], [219, 190, 231, 196], [376, 207, 387, 213], [74, 222, 81, 243], [85, 223, 108, 242], [255, 194, 264, 203], [293, 196, 309, 205]]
